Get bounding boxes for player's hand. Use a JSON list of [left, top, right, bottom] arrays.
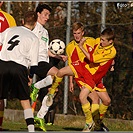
[[28, 76, 32, 86], [78, 37, 86, 48], [69, 82, 74, 93], [59, 55, 68, 62], [110, 60, 115, 71]]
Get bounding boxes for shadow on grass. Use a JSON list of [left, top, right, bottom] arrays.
[[1, 129, 10, 131], [63, 127, 82, 131]]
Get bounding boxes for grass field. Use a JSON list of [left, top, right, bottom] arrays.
[[2, 117, 133, 132]]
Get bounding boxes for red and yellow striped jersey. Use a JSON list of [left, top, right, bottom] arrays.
[[0, 9, 16, 32], [0, 8, 16, 50], [66, 37, 116, 86]]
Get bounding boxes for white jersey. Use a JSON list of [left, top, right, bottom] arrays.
[[32, 22, 49, 63], [0, 26, 39, 68]]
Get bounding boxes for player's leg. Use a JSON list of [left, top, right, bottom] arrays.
[[0, 61, 10, 131], [30, 62, 56, 102], [32, 65, 59, 130], [80, 87, 95, 132], [89, 91, 100, 117], [97, 91, 111, 119], [49, 109, 56, 125], [0, 100, 4, 131], [36, 66, 73, 122], [14, 62, 36, 132], [30, 75, 53, 102], [88, 91, 100, 130], [36, 87, 58, 127], [20, 100, 35, 132], [33, 66, 59, 123], [92, 84, 110, 131], [97, 91, 110, 131], [44, 111, 49, 124], [36, 95, 49, 118], [48, 65, 74, 95]]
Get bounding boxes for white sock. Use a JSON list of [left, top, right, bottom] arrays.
[[37, 95, 49, 119], [34, 75, 53, 89], [24, 108, 34, 132], [28, 125, 35, 132]]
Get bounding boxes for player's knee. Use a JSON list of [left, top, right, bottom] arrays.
[[57, 69, 65, 77], [89, 92, 99, 104], [103, 98, 111, 106]]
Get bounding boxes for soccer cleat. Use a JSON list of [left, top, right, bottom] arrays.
[[30, 84, 39, 102], [82, 122, 95, 132], [46, 94, 54, 107], [101, 122, 109, 132], [46, 122, 53, 126], [34, 116, 46, 132], [94, 120, 109, 132]]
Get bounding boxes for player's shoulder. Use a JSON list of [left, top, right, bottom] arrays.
[[85, 37, 96, 47], [85, 36, 95, 41], [95, 37, 100, 41], [66, 40, 74, 50], [20, 26, 39, 40], [85, 37, 95, 45], [34, 22, 48, 33], [67, 40, 75, 46], [0, 10, 14, 20]]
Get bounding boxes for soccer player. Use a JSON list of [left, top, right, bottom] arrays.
[[0, 1, 16, 33], [29, 4, 67, 131], [0, 1, 16, 130], [0, 11, 39, 132], [46, 22, 116, 131]]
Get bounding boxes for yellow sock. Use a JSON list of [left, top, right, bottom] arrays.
[[91, 104, 99, 116], [82, 102, 93, 124], [49, 75, 62, 95], [99, 103, 108, 120], [91, 104, 101, 127]]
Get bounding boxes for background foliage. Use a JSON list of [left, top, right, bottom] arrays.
[[2, 2, 133, 120]]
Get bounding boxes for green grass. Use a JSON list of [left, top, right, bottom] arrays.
[[2, 118, 133, 132], [2, 121, 77, 131]]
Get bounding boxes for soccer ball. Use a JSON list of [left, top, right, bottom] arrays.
[[49, 39, 65, 55]]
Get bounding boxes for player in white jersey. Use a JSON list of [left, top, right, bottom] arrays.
[[29, 4, 67, 131], [0, 11, 39, 132]]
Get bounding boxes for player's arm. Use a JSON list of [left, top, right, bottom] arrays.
[[110, 59, 115, 71], [69, 76, 74, 93], [29, 37, 39, 81], [48, 49, 67, 62], [78, 37, 91, 60]]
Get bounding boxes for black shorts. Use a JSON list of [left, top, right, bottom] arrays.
[[0, 60, 30, 100], [34, 61, 53, 79]]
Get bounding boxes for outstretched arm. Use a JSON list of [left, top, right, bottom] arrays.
[[78, 38, 91, 60]]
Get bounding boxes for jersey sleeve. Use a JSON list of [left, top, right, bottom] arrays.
[[92, 48, 116, 63], [30, 37, 39, 66], [5, 12, 16, 27], [66, 42, 72, 65], [90, 38, 117, 63]]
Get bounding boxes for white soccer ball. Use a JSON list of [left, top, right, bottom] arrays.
[[49, 39, 65, 55]]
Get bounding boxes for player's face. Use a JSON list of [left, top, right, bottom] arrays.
[[100, 36, 113, 47], [73, 28, 84, 43], [37, 9, 51, 25]]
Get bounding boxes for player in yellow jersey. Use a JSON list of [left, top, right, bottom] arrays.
[[0, 2, 16, 33], [0, 1, 16, 131], [46, 22, 116, 131]]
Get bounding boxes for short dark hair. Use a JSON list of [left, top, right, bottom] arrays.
[[23, 11, 37, 26], [36, 4, 52, 13], [101, 28, 115, 41]]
